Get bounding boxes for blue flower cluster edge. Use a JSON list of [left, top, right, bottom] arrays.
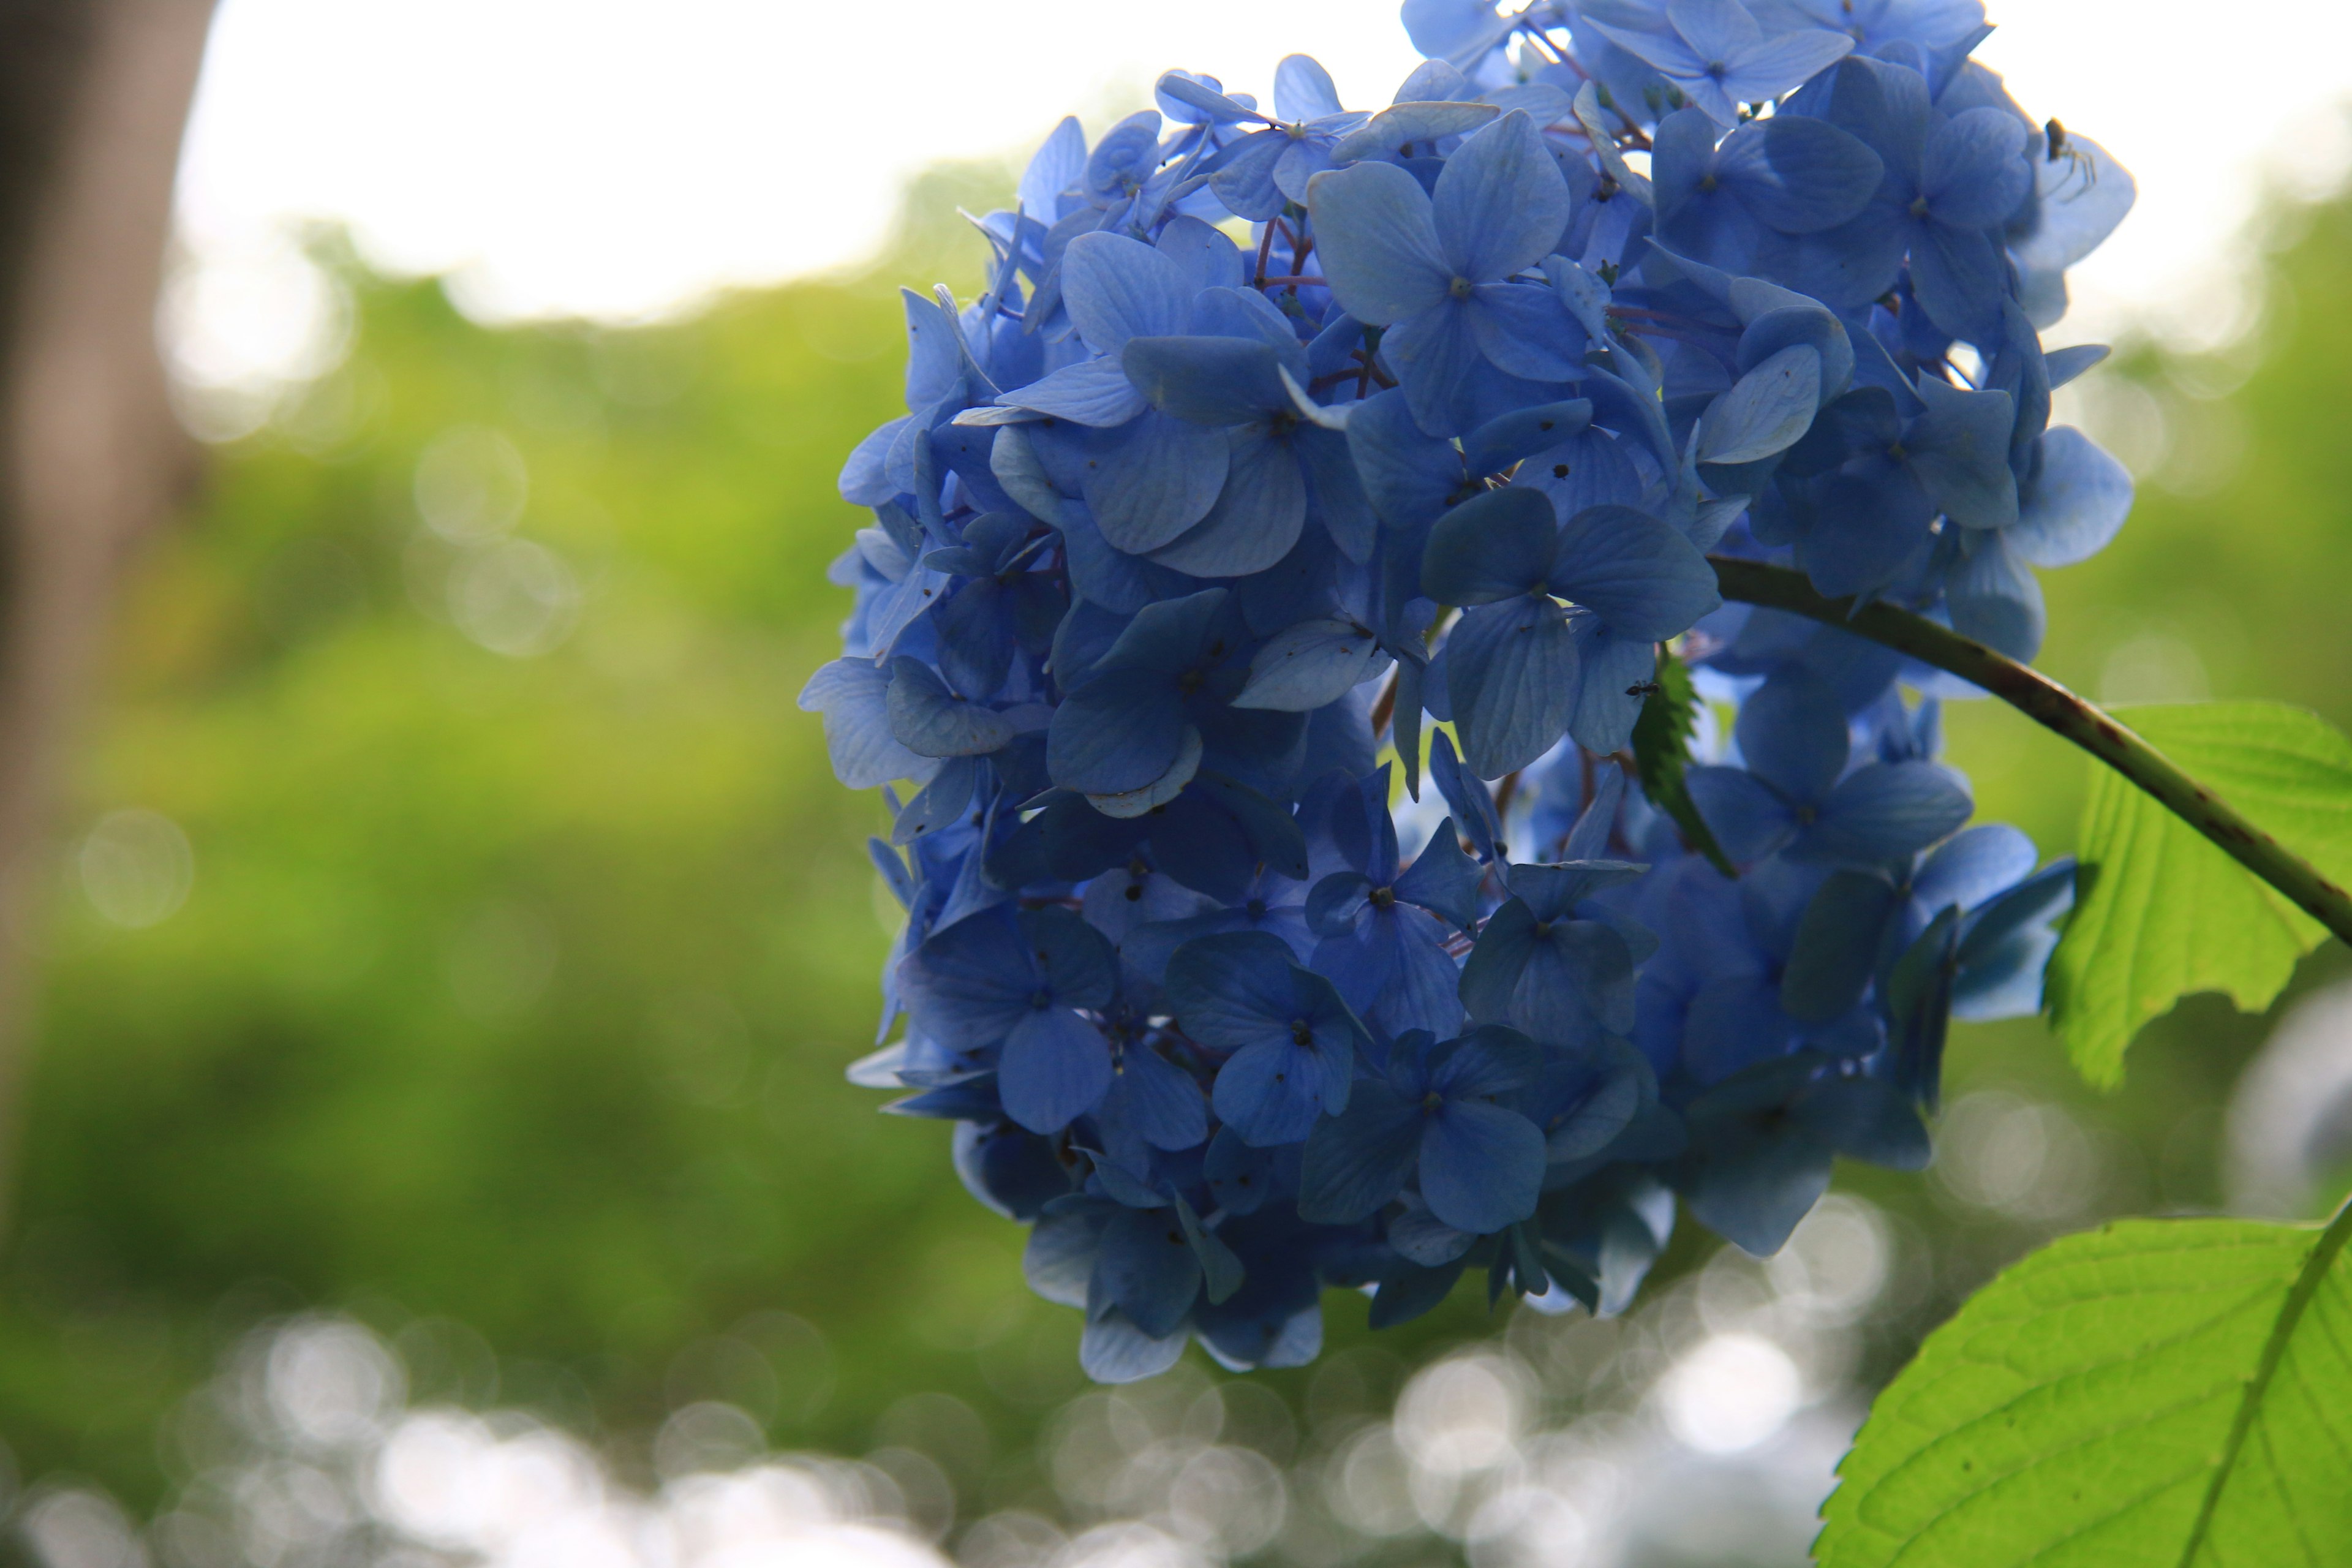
[[802, 0, 2135, 1382]]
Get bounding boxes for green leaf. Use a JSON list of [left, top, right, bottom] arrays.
[[2046, 701, 2352, 1088], [1632, 643, 1735, 876], [1817, 1205, 2352, 1568]]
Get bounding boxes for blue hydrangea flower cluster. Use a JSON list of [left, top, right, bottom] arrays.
[[803, 0, 2135, 1381]]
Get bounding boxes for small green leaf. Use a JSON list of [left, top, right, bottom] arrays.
[[1817, 1205, 2352, 1568], [2046, 701, 2352, 1088], [1632, 643, 1735, 876]]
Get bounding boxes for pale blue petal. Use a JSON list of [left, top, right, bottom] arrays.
[[1303, 161, 1455, 326], [1147, 430, 1308, 578], [1083, 410, 1231, 554], [1549, 504, 1723, 641], [1061, 231, 1194, 355], [1233, 617, 1384, 711], [1696, 344, 1822, 466], [2010, 426, 2132, 567], [997, 356, 1148, 427], [1431, 110, 1575, 281]]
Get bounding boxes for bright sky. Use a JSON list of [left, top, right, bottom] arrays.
[[169, 0, 2352, 392]]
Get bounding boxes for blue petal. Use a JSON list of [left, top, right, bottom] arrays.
[[1533, 1038, 1650, 1161], [1298, 426, 1378, 564], [1311, 907, 1465, 1042], [2010, 130, 2135, 287], [1393, 818, 1486, 931], [1468, 282, 1590, 381], [900, 287, 964, 409], [1915, 823, 2038, 916], [1957, 859, 2075, 965], [1155, 69, 1260, 127], [1079, 1306, 1189, 1383], [839, 417, 909, 507], [1122, 336, 1288, 425], [1061, 232, 1194, 355], [1799, 461, 1936, 598], [1444, 597, 1580, 777], [1234, 617, 1384, 712], [1685, 766, 1800, 863], [1569, 625, 1654, 756], [1431, 110, 1574, 281], [1158, 216, 1249, 293], [1717, 25, 1855, 115], [1921, 107, 2032, 230], [996, 356, 1148, 426], [1329, 98, 1499, 164], [1549, 504, 1724, 641], [899, 908, 1037, 1047], [1346, 388, 1466, 531], [1793, 1076, 1929, 1170], [1389, 1197, 1476, 1268], [2010, 426, 2132, 567], [1207, 132, 1289, 222], [1419, 1100, 1545, 1234], [1019, 115, 1088, 218], [1025, 905, 1120, 1009], [998, 1006, 1113, 1133], [1427, 729, 1503, 863], [1908, 220, 2005, 344], [1082, 410, 1231, 554], [1164, 930, 1299, 1051], [1695, 345, 1822, 466], [1172, 1194, 1243, 1304], [1947, 532, 2045, 661], [886, 657, 1014, 758], [1048, 668, 1188, 795], [1205, 1126, 1278, 1215], [1096, 1205, 1202, 1338], [1148, 431, 1307, 578], [1297, 1079, 1421, 1222], [1422, 487, 1556, 605], [1214, 1038, 1333, 1146], [1504, 860, 1645, 923], [1906, 374, 2018, 531], [799, 658, 938, 790], [1801, 761, 1972, 866], [1463, 399, 1594, 479], [1025, 1199, 1111, 1306], [1780, 869, 1900, 1023], [1439, 595, 1571, 780], [1303, 161, 1454, 326], [1713, 113, 1884, 233], [1429, 1024, 1546, 1099], [1275, 53, 1346, 121], [1735, 673, 1850, 803], [1682, 1118, 1833, 1256], [1951, 927, 2059, 1022], [1383, 297, 1487, 437]]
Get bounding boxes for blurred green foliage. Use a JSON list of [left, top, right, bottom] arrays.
[[4, 167, 2351, 1517]]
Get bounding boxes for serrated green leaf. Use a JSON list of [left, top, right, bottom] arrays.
[[2046, 702, 2352, 1088], [1632, 643, 1735, 876], [1817, 1205, 2352, 1568]]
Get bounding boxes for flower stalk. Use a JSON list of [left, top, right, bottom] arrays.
[[1709, 556, 2352, 948]]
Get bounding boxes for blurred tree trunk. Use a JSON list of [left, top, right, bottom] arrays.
[[0, 0, 217, 1220]]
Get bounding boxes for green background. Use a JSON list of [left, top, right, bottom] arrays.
[[6, 165, 2348, 1521]]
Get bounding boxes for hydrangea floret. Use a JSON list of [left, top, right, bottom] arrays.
[[804, 0, 2135, 1381]]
